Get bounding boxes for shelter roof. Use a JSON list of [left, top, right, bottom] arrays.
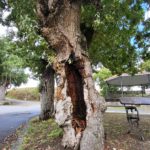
[[105, 72, 150, 86]]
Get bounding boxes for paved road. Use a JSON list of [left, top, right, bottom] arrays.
[[0, 99, 40, 147]]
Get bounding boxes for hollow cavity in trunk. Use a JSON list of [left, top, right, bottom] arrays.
[[65, 62, 86, 134]]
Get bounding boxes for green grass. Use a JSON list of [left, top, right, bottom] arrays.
[[19, 118, 63, 150], [107, 106, 125, 110], [47, 128, 63, 139], [6, 87, 40, 101], [18, 114, 150, 150], [2, 101, 11, 105]]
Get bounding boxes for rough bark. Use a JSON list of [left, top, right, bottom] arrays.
[[0, 85, 6, 101], [37, 0, 106, 149], [39, 65, 55, 120]]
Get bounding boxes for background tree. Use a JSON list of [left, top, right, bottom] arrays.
[[0, 0, 55, 120], [141, 60, 150, 71], [81, 0, 147, 74], [93, 67, 113, 96], [140, 17, 150, 73], [131, 3, 150, 72], [0, 37, 28, 100], [138, 13, 150, 62]]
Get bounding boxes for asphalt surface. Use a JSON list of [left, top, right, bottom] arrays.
[[0, 99, 40, 147]]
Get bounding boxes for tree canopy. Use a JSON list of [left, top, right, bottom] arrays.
[[141, 60, 150, 71], [0, 0, 149, 75], [0, 37, 28, 87], [93, 67, 114, 96], [2, 0, 55, 79], [81, 0, 149, 74]]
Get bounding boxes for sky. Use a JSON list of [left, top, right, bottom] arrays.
[[19, 68, 39, 88], [9, 68, 40, 89], [0, 8, 150, 88], [19, 78, 39, 88], [145, 9, 150, 20]]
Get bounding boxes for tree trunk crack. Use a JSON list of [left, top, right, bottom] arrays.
[[65, 61, 87, 135]]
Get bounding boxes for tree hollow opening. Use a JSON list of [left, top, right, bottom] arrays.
[[65, 62, 86, 133]]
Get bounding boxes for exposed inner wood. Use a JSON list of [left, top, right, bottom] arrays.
[[65, 61, 86, 134]]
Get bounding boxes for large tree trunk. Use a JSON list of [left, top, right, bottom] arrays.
[[39, 65, 55, 120], [37, 0, 106, 149], [0, 85, 6, 101]]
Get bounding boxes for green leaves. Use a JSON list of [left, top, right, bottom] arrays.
[[5, 0, 55, 78], [93, 67, 112, 81], [141, 60, 150, 72], [93, 67, 114, 96], [0, 37, 28, 87], [82, 0, 145, 74], [1, 0, 148, 78]]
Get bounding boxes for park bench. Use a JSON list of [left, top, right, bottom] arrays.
[[105, 72, 150, 140], [119, 97, 150, 140]]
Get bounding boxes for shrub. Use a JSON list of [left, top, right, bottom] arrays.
[[6, 87, 40, 101]]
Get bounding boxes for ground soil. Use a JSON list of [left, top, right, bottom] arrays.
[[104, 113, 150, 150], [1, 113, 150, 150]]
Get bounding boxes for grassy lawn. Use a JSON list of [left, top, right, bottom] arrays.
[[0, 101, 12, 105], [107, 106, 150, 114], [104, 113, 150, 150], [4, 113, 149, 150], [19, 118, 63, 150], [107, 106, 125, 111]]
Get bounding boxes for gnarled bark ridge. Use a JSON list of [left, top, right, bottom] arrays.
[[37, 0, 106, 149]]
